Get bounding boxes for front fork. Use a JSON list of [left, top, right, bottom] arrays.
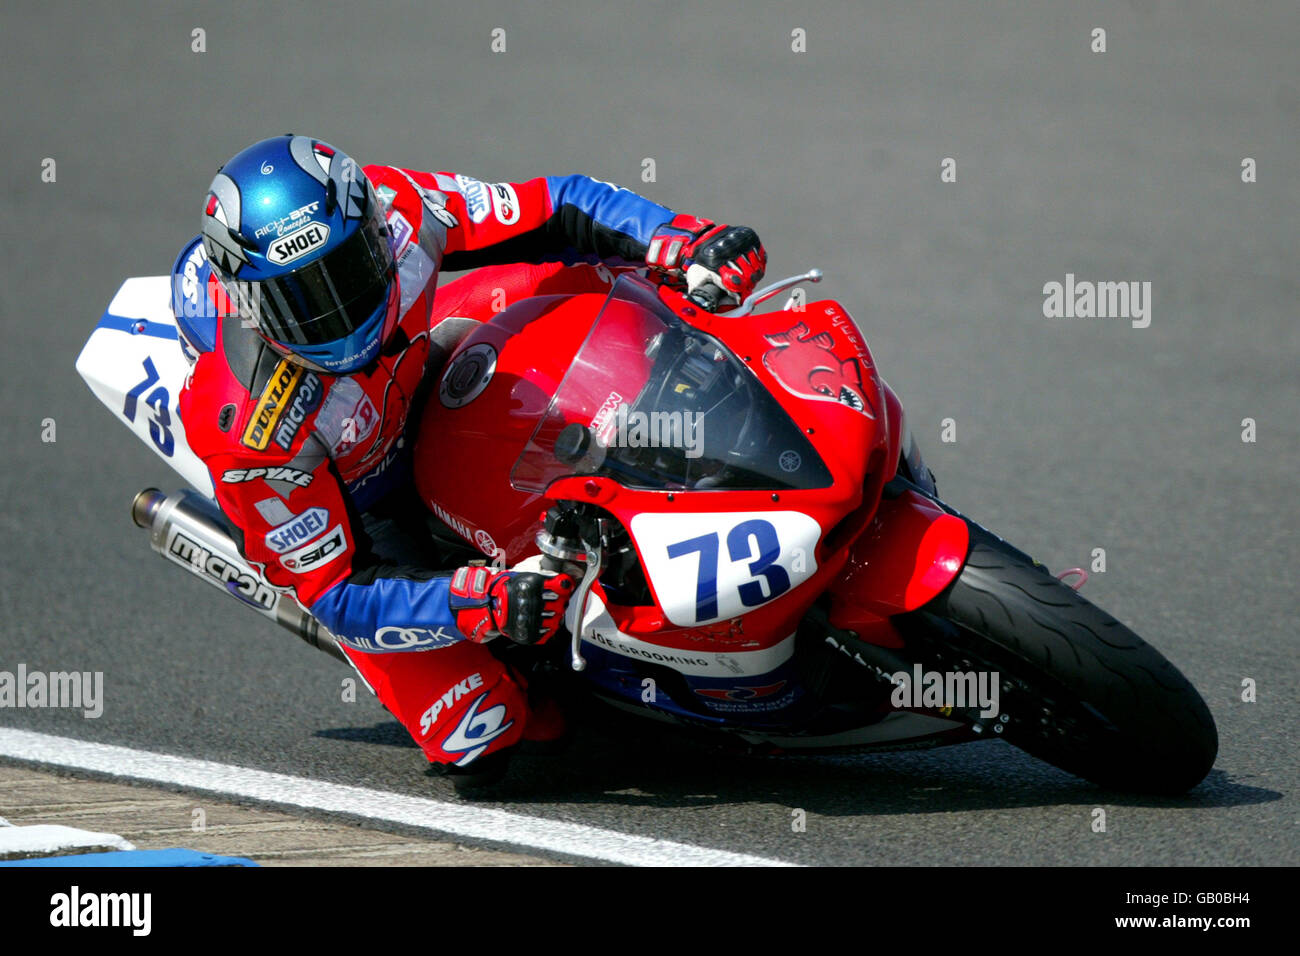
[[534, 501, 610, 673]]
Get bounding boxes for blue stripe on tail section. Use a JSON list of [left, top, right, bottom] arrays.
[[96, 313, 179, 341]]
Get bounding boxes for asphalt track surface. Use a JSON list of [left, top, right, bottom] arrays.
[[1, 1, 1296, 866]]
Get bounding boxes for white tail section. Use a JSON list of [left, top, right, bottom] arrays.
[[75, 276, 213, 496]]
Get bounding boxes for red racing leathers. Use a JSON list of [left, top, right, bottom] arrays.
[[173, 167, 700, 767]]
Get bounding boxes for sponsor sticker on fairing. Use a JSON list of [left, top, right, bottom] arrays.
[[280, 523, 346, 573], [265, 507, 330, 554], [454, 174, 491, 224], [473, 529, 497, 556], [590, 391, 624, 445]]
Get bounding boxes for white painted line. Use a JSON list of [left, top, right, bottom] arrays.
[[0, 824, 134, 860], [0, 729, 794, 867]]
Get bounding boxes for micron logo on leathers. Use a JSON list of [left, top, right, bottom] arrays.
[[242, 360, 303, 451]]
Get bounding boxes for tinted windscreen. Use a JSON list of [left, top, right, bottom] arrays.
[[512, 276, 831, 493]]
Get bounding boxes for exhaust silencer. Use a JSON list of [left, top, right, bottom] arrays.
[[132, 488, 346, 663]]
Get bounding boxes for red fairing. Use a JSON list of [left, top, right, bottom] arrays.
[[412, 274, 622, 563], [879, 383, 904, 484], [829, 490, 970, 644], [415, 280, 907, 660]]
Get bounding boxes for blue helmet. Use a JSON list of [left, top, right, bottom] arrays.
[[201, 135, 399, 374]]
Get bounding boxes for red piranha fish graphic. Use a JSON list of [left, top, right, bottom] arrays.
[[761, 322, 873, 417]]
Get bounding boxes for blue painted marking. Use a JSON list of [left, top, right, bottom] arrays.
[[0, 848, 258, 867], [98, 312, 179, 341]]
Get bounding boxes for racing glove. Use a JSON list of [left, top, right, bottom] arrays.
[[645, 214, 767, 311], [449, 566, 575, 645]]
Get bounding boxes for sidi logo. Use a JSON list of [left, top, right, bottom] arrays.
[[279, 524, 346, 573], [50, 886, 151, 936]]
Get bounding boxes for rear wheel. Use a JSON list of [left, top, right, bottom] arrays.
[[897, 524, 1217, 794]]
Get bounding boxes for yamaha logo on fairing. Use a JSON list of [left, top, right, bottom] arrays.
[[266, 221, 330, 266], [265, 507, 330, 554], [280, 524, 346, 573]]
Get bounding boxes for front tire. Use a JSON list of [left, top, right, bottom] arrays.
[[899, 524, 1218, 794]]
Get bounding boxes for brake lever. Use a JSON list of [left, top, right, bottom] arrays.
[[567, 541, 604, 672], [729, 268, 824, 318]]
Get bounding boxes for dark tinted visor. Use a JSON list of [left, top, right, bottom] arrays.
[[253, 212, 394, 346]]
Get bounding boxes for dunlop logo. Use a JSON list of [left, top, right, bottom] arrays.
[[242, 360, 304, 450]]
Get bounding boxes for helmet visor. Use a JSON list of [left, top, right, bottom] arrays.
[[252, 211, 394, 347]]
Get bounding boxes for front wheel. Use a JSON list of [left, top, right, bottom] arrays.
[[896, 524, 1218, 794]]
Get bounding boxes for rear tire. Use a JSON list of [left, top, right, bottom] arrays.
[[899, 525, 1217, 794]]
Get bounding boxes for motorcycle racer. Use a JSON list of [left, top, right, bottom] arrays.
[[170, 134, 767, 787]]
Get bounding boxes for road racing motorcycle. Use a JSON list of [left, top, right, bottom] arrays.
[[77, 266, 1218, 794]]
